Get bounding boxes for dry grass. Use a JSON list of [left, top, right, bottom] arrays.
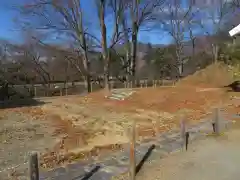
[[178, 62, 234, 87], [0, 62, 239, 169]]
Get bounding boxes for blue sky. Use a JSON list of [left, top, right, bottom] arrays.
[[0, 0, 227, 45], [0, 4, 18, 41], [0, 0, 173, 44]]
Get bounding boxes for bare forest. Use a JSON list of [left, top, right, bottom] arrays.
[[0, 0, 239, 99]]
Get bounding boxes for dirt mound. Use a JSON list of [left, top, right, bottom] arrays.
[[178, 62, 234, 88]]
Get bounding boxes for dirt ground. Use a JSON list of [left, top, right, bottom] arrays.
[[133, 123, 240, 180], [0, 63, 239, 177], [0, 112, 57, 179]]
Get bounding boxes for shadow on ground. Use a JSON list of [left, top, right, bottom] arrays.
[[0, 98, 45, 109], [136, 144, 156, 174], [0, 84, 46, 109], [73, 165, 101, 180]]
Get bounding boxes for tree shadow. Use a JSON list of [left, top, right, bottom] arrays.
[[0, 83, 46, 109], [0, 98, 46, 109], [226, 89, 240, 93]]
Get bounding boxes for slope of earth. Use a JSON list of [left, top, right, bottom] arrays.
[[178, 62, 235, 88], [0, 63, 239, 176]]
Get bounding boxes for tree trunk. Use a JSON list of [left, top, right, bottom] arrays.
[[212, 44, 219, 63], [130, 0, 139, 84], [126, 50, 130, 80], [178, 63, 183, 77], [78, 3, 91, 94], [176, 46, 183, 78], [99, 0, 109, 92], [131, 24, 138, 78], [85, 59, 91, 93], [121, 14, 131, 83], [103, 58, 109, 91], [130, 21, 139, 87]]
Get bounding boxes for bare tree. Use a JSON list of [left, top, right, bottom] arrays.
[[158, 0, 195, 77], [96, 0, 109, 91], [197, 0, 234, 63], [40, 43, 86, 81], [17, 0, 99, 93], [95, 0, 125, 91], [14, 43, 52, 95], [0, 40, 34, 86], [122, 0, 164, 81]]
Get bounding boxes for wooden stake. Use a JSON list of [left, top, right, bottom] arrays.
[[129, 121, 136, 180], [213, 108, 220, 135], [180, 119, 186, 150], [29, 152, 39, 180], [34, 86, 37, 97], [185, 132, 189, 151], [65, 85, 68, 96]]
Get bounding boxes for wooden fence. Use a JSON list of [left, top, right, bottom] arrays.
[[23, 108, 222, 180], [11, 79, 176, 99]]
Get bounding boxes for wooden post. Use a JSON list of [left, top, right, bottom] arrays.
[[90, 82, 93, 92], [29, 152, 39, 180], [185, 132, 189, 151], [65, 85, 68, 96], [180, 119, 186, 150], [180, 119, 189, 151], [34, 86, 37, 97], [129, 121, 136, 180], [213, 108, 220, 135]]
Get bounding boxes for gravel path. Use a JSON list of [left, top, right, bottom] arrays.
[[136, 128, 240, 180]]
